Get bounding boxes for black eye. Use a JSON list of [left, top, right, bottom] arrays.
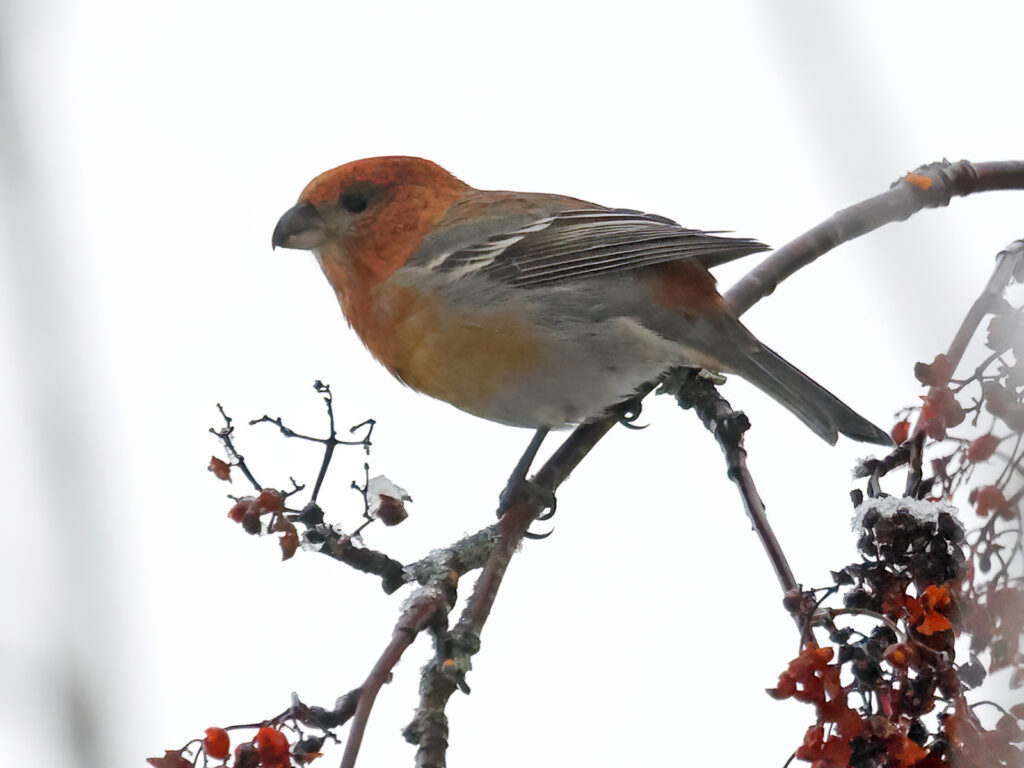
[[340, 192, 369, 214]]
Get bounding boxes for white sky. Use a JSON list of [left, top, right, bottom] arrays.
[[2, 2, 1023, 767]]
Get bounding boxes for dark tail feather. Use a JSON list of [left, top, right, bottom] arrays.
[[729, 338, 891, 446]]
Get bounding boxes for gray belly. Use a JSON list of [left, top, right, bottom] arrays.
[[475, 316, 689, 428]]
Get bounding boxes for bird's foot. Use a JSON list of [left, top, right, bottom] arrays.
[[497, 476, 557, 517], [617, 392, 648, 429], [497, 476, 557, 540]]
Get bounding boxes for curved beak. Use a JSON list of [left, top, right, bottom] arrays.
[[272, 202, 327, 250]]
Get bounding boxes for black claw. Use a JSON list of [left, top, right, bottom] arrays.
[[619, 415, 648, 430], [499, 478, 557, 540], [523, 527, 554, 540], [536, 495, 557, 521], [497, 479, 557, 519], [617, 394, 649, 429]]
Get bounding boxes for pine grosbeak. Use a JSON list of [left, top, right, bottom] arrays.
[[272, 156, 888, 445]]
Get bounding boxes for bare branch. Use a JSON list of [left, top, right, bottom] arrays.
[[670, 371, 798, 594], [339, 588, 449, 768], [724, 160, 1024, 316]]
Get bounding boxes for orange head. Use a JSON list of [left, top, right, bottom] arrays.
[[272, 156, 469, 282]]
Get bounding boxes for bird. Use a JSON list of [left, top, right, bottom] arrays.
[[272, 156, 889, 448]]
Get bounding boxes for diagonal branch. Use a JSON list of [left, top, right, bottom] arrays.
[[724, 160, 1024, 316], [338, 587, 450, 768], [672, 371, 797, 594], [457, 386, 657, 640]]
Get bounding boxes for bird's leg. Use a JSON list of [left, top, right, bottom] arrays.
[[497, 427, 555, 517]]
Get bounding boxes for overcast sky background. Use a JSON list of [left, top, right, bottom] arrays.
[[2, 2, 1023, 767]]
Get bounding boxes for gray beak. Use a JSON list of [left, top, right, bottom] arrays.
[[272, 202, 327, 250]]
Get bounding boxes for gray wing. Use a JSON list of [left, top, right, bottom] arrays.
[[429, 208, 769, 288]]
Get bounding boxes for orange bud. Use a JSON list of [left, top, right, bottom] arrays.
[[917, 585, 954, 635], [904, 172, 933, 190], [883, 643, 916, 669], [891, 735, 928, 765]]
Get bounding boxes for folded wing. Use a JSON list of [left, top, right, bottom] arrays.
[[429, 208, 769, 288]]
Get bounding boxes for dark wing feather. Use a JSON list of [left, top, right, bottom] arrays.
[[433, 209, 769, 288]]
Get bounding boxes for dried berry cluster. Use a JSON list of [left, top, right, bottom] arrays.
[[147, 694, 359, 768], [148, 385, 415, 768], [773, 307, 1024, 767], [771, 504, 1007, 768], [203, 383, 399, 566]]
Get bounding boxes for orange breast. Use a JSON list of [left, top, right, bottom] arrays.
[[326, 259, 543, 415]]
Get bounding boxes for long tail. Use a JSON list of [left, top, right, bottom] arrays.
[[734, 344, 890, 445], [716, 324, 891, 446]]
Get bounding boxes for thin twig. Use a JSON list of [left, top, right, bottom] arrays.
[[854, 443, 913, 480], [249, 382, 375, 503], [945, 241, 1022, 367], [211, 404, 262, 490], [905, 432, 926, 499], [671, 371, 798, 594], [304, 526, 407, 593]]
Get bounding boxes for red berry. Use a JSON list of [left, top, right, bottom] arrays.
[[376, 495, 409, 526], [255, 727, 290, 763], [202, 727, 230, 760], [228, 498, 254, 523], [256, 489, 284, 513]]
